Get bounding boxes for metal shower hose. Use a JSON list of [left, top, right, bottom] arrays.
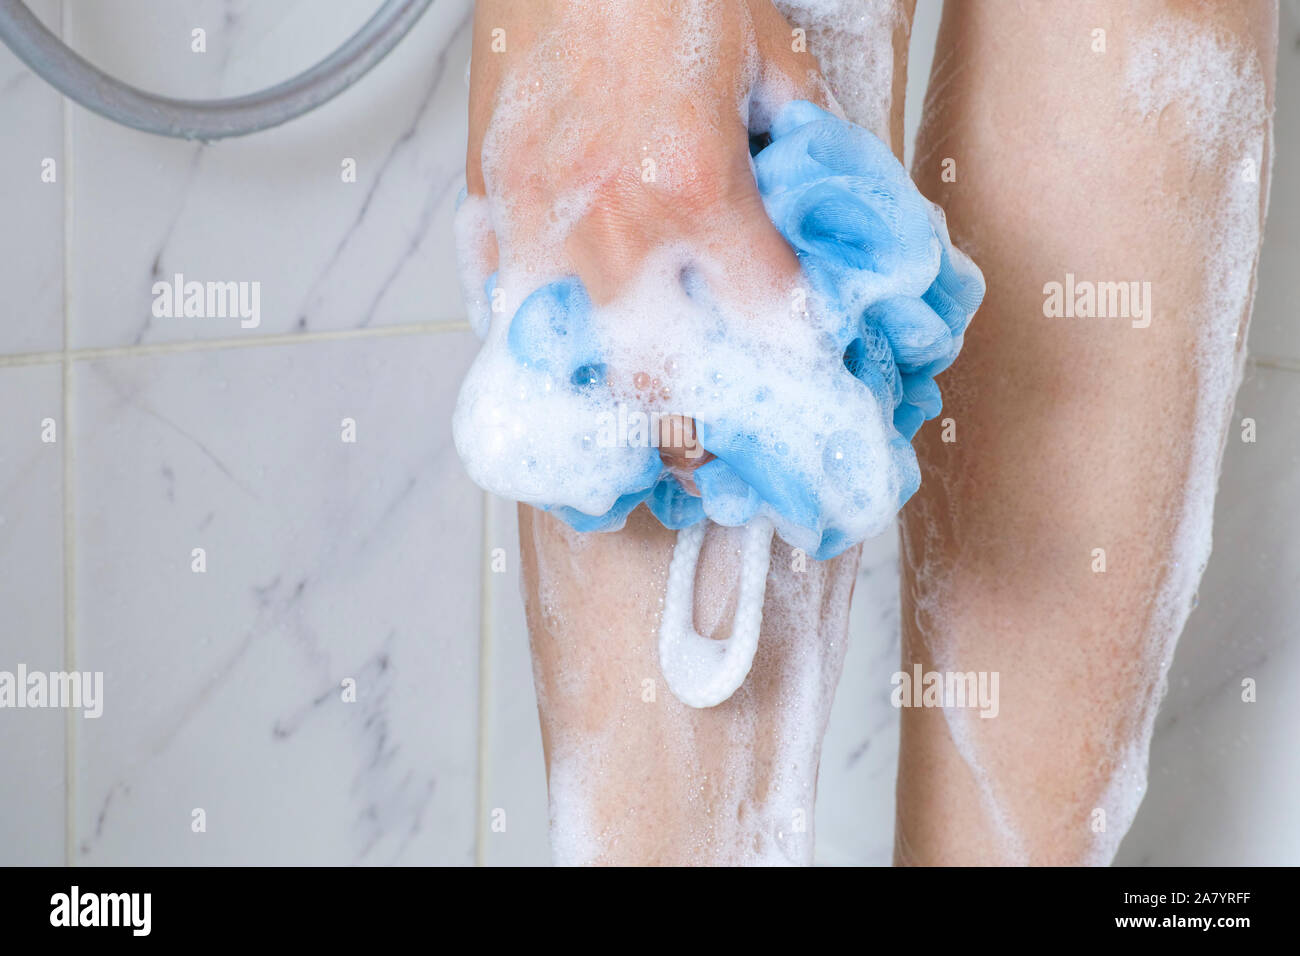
[[0, 0, 434, 140]]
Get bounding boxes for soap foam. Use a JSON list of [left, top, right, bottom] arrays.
[[773, 0, 903, 137], [453, 240, 914, 555]]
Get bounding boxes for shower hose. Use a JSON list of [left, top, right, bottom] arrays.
[[0, 0, 433, 140]]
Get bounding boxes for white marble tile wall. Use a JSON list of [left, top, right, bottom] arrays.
[[72, 337, 481, 865], [0, 0, 484, 866], [0, 0, 62, 354], [0, 0, 66, 867], [66, 0, 473, 348], [0, 0, 1295, 867], [0, 364, 65, 864]]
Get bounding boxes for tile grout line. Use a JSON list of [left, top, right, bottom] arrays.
[[4, 337, 1300, 374], [59, 0, 75, 869], [0, 321, 473, 369], [1250, 354, 1300, 373], [474, 491, 494, 866]]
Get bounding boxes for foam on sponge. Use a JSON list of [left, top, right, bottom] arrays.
[[454, 100, 984, 564]]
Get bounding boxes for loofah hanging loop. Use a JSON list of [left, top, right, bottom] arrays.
[[658, 517, 775, 708]]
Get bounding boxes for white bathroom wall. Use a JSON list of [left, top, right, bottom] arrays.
[[1, 0, 485, 865], [0, 0, 68, 868], [0, 0, 1295, 867]]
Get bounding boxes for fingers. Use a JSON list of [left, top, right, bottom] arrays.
[[466, 10, 508, 199], [453, 191, 500, 334], [658, 415, 714, 496], [563, 180, 664, 306], [464, 0, 845, 480], [470, 0, 835, 310], [748, 0, 838, 121], [462, 14, 504, 323]]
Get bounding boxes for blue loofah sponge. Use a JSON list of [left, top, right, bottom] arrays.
[[461, 101, 984, 560]]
